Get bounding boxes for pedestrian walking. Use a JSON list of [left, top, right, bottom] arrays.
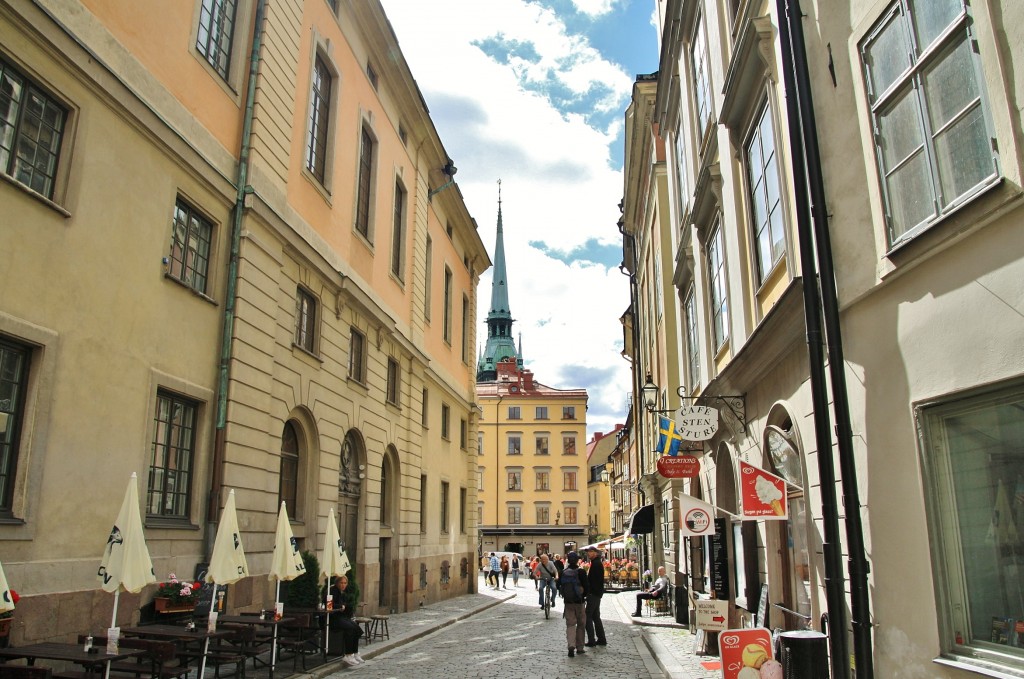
[[511, 554, 521, 587], [583, 545, 607, 646], [500, 555, 510, 589], [529, 556, 539, 590], [560, 552, 589, 657], [488, 552, 501, 589], [553, 554, 565, 597]]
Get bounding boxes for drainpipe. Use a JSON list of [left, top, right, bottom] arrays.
[[209, 0, 267, 539], [775, 0, 849, 676], [785, 1, 874, 676]]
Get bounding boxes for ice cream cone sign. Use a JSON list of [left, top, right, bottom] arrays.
[[739, 461, 787, 520]]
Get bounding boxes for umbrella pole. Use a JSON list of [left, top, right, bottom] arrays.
[[271, 581, 280, 673]]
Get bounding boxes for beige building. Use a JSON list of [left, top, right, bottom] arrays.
[[584, 426, 621, 544], [0, 0, 486, 643], [622, 0, 1024, 676]]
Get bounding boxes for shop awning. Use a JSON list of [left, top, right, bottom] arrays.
[[582, 535, 627, 551], [627, 504, 655, 535]]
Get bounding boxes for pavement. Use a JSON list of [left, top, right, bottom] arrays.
[[288, 574, 722, 679]]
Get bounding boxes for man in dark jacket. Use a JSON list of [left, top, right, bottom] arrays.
[[583, 546, 607, 646], [561, 552, 589, 657]]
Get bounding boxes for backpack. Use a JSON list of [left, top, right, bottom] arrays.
[[559, 567, 585, 604]]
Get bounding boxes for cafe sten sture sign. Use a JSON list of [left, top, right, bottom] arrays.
[[656, 405, 721, 479]]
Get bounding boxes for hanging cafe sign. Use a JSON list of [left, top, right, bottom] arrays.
[[674, 405, 719, 440]]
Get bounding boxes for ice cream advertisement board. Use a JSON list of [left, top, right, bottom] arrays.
[[719, 628, 781, 679], [739, 461, 788, 520]]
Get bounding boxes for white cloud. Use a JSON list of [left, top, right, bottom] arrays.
[[382, 0, 634, 436], [570, 0, 618, 18]]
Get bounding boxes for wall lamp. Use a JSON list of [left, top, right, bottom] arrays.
[[641, 374, 675, 414], [428, 159, 458, 201]]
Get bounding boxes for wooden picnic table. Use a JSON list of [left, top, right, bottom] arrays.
[[0, 641, 145, 679]]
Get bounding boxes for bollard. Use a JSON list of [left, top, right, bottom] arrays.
[[779, 630, 829, 678]]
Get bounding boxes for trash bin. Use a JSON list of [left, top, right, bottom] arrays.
[[778, 630, 829, 679], [675, 582, 688, 625]]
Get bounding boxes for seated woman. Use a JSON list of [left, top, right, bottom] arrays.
[[326, 572, 364, 666]]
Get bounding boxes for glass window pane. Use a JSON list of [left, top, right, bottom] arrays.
[[909, 0, 962, 53], [923, 37, 979, 133], [865, 10, 913, 100], [886, 149, 935, 239], [878, 88, 926, 170], [933, 104, 992, 206]]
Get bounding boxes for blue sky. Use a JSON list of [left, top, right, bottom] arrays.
[[381, 0, 659, 438]]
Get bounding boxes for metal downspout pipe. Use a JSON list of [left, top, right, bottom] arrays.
[[209, 0, 267, 542], [784, 2, 874, 676], [774, 0, 849, 675]]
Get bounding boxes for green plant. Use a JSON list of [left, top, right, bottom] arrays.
[[155, 575, 201, 605], [283, 551, 320, 608]]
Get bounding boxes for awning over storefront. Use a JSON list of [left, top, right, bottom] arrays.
[[627, 504, 655, 535], [583, 535, 627, 551]]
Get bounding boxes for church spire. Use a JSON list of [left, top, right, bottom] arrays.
[[476, 180, 520, 382]]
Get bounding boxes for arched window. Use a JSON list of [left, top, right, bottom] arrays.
[[280, 421, 300, 514]]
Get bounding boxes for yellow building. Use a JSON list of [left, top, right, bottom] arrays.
[[585, 427, 621, 544], [0, 0, 486, 642]]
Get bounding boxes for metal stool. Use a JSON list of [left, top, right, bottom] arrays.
[[353, 616, 373, 644], [369, 614, 390, 642]]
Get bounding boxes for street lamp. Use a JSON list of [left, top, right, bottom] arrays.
[[642, 374, 659, 412]]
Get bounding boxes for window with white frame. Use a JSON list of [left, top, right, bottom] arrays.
[[305, 56, 332, 185], [196, 0, 237, 80], [507, 471, 522, 491], [508, 406, 521, 420], [746, 101, 785, 283], [707, 224, 729, 349], [684, 285, 701, 391], [507, 504, 522, 525], [564, 506, 577, 525], [507, 434, 522, 455], [0, 58, 67, 199], [535, 406, 549, 419], [295, 287, 317, 354], [919, 381, 1024, 670], [562, 435, 576, 455], [563, 470, 577, 492], [860, 0, 998, 246], [535, 470, 550, 491], [691, 10, 713, 141], [562, 406, 576, 420], [537, 505, 550, 524], [536, 434, 549, 455]]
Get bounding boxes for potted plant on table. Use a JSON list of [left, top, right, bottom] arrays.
[[153, 574, 201, 613]]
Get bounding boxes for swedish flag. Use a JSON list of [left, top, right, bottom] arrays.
[[656, 416, 683, 457]]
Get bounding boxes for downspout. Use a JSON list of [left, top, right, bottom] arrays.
[[775, 0, 849, 676], [785, 2, 874, 675], [209, 0, 267, 543]]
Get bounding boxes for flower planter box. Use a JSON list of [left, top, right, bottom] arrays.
[[154, 597, 196, 614]]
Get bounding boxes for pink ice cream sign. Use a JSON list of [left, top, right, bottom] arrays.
[[739, 461, 788, 520]]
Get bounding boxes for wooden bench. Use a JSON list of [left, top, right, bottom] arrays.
[[73, 636, 189, 679], [275, 613, 320, 672]]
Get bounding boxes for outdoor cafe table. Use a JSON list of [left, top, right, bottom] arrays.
[[0, 641, 145, 679], [216, 615, 295, 679], [120, 624, 234, 679], [285, 607, 350, 659]]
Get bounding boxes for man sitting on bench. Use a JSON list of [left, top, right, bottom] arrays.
[[633, 566, 670, 616]]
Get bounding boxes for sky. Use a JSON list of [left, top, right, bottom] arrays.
[[380, 0, 660, 439]]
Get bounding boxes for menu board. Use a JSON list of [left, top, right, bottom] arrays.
[[710, 518, 730, 599], [193, 562, 228, 617]]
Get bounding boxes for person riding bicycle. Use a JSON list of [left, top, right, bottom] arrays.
[[534, 553, 558, 609]]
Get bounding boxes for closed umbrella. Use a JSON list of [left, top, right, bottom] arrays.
[[97, 473, 155, 679], [267, 501, 304, 672], [319, 508, 352, 654], [0, 559, 15, 615], [206, 489, 248, 585]]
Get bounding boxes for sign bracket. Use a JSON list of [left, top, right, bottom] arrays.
[[676, 389, 747, 435]]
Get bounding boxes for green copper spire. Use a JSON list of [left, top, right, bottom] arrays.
[[477, 181, 520, 382]]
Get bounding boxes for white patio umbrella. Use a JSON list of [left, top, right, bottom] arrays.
[[0, 559, 15, 615], [98, 473, 156, 626], [267, 501, 304, 671], [319, 507, 352, 655], [205, 489, 249, 585]]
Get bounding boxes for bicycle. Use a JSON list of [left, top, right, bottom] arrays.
[[542, 579, 556, 619]]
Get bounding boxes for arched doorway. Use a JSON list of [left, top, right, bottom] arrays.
[[339, 430, 364, 573], [378, 446, 400, 611]]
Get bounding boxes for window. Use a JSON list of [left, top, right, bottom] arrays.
[[919, 381, 1024, 670], [355, 127, 375, 239], [0, 58, 67, 199], [460, 487, 467, 534], [443, 267, 453, 343], [168, 198, 212, 294], [279, 421, 299, 513], [691, 11, 713, 141], [421, 388, 429, 427], [477, 432, 484, 457], [507, 471, 522, 491], [564, 506, 577, 525], [460, 419, 467, 450], [348, 328, 366, 383], [424, 236, 433, 320], [563, 470, 577, 491], [673, 127, 689, 216], [746, 102, 785, 283], [707, 224, 729, 348], [196, 0, 237, 80], [477, 468, 484, 491], [295, 288, 317, 353], [562, 436, 576, 455], [419, 475, 427, 533], [391, 180, 406, 279], [366, 62, 378, 90], [441, 403, 450, 440], [148, 391, 198, 519], [508, 406, 521, 420], [461, 295, 470, 363], [507, 435, 522, 455], [386, 357, 399, 405], [535, 406, 548, 420], [537, 505, 550, 524], [305, 56, 332, 184], [440, 481, 450, 534], [685, 285, 701, 391], [0, 338, 30, 512], [562, 406, 576, 420], [536, 471, 550, 491], [861, 0, 997, 245], [536, 435, 549, 455], [507, 505, 521, 525]]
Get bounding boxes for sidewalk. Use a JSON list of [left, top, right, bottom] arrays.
[[299, 578, 722, 679]]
